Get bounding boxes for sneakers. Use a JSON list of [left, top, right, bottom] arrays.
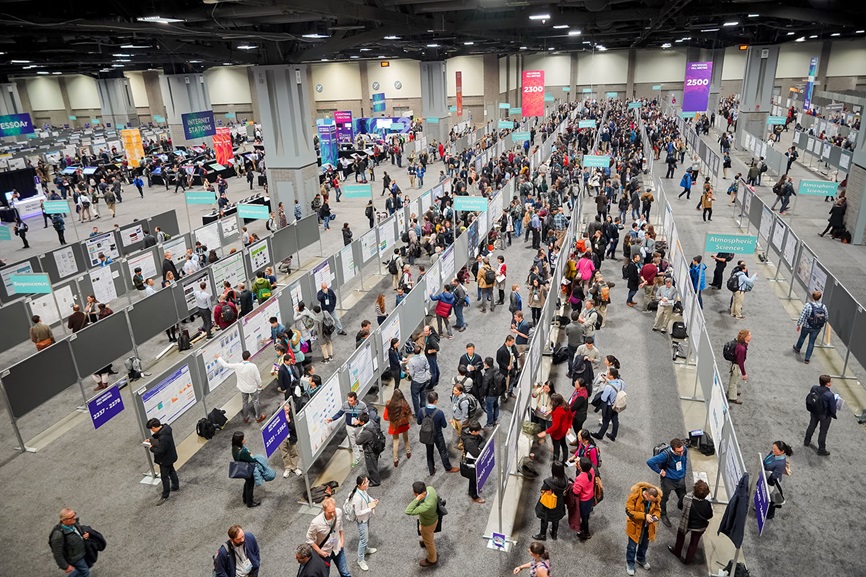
[[817, 449, 830, 456], [283, 469, 291, 478], [294, 468, 303, 476], [661, 515, 671, 527], [638, 561, 652, 570], [627, 565, 635, 576], [366, 547, 377, 554], [358, 560, 369, 571]]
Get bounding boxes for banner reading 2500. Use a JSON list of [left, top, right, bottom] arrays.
[[522, 70, 545, 117], [682, 62, 713, 113]]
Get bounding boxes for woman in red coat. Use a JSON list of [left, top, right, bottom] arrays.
[[537, 393, 573, 463]]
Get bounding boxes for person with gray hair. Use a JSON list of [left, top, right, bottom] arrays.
[[49, 507, 92, 576], [295, 543, 328, 577]]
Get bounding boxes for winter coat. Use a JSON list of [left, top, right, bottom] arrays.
[[625, 482, 662, 543]]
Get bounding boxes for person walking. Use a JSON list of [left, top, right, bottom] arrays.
[[533, 461, 569, 541], [763, 441, 793, 519], [213, 525, 261, 577], [326, 392, 368, 468], [295, 543, 329, 577], [477, 258, 497, 313], [349, 475, 379, 571], [625, 482, 661, 576], [145, 418, 179, 506], [592, 368, 625, 442], [726, 329, 751, 404], [793, 290, 827, 365], [231, 432, 261, 507], [306, 497, 351, 577], [405, 481, 440, 567], [667, 480, 713, 565], [316, 282, 347, 335], [625, 253, 641, 308], [216, 352, 266, 423], [677, 169, 692, 200], [536, 393, 572, 464], [646, 438, 689, 527], [355, 412, 382, 486], [49, 508, 96, 577], [429, 284, 456, 339], [384, 388, 412, 468], [512, 542, 551, 577], [804, 375, 836, 456], [406, 345, 432, 417], [418, 391, 459, 475], [52, 213, 67, 244], [700, 186, 714, 222]]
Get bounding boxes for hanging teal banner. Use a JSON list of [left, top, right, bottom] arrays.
[[91, 118, 101, 125], [578, 120, 596, 128], [704, 233, 758, 254], [544, 94, 555, 102], [342, 184, 373, 198], [562, 87, 571, 93], [68, 115, 78, 121], [498, 121, 514, 130], [628, 102, 642, 109], [509, 107, 522, 115], [453, 196, 489, 212], [766, 116, 786, 125], [582, 155, 611, 168], [448, 105, 457, 112], [0, 225, 12, 241], [153, 115, 165, 122], [426, 117, 440, 124], [43, 200, 70, 214], [499, 103, 511, 109], [679, 111, 696, 118], [11, 273, 52, 294], [225, 112, 237, 119], [798, 179, 839, 196], [511, 131, 531, 142], [185, 191, 215, 205], [605, 92, 618, 98], [237, 203, 270, 220], [582, 88, 592, 93], [652, 85, 662, 90]]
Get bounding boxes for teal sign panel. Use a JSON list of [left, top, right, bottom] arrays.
[[511, 131, 531, 142], [426, 117, 440, 124], [605, 92, 618, 98], [582, 154, 611, 168], [628, 102, 642, 109], [498, 120, 514, 130], [453, 196, 489, 212], [185, 191, 215, 205], [509, 107, 522, 115], [582, 88, 592, 93], [544, 94, 555, 102], [499, 103, 510, 109], [237, 203, 270, 220], [68, 115, 77, 121], [448, 105, 457, 112], [652, 85, 662, 90], [798, 179, 839, 196], [11, 273, 52, 294], [562, 87, 571, 93], [225, 112, 237, 119], [342, 184, 373, 199], [91, 118, 101, 125], [767, 116, 786, 125], [704, 233, 758, 254], [578, 119, 596, 128], [43, 200, 70, 215], [0, 225, 11, 241], [153, 115, 165, 122], [679, 111, 696, 118]]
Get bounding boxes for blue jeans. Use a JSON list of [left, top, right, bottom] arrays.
[[514, 220, 523, 238], [426, 355, 440, 388], [329, 549, 352, 577], [627, 289, 637, 304], [68, 559, 91, 577], [626, 532, 650, 570], [485, 396, 500, 427], [410, 380, 428, 417], [357, 520, 369, 562], [795, 327, 821, 361], [454, 304, 466, 329]]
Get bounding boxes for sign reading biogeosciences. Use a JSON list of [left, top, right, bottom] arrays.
[[0, 113, 35, 137], [10, 273, 52, 294], [682, 62, 713, 113], [704, 233, 757, 254], [798, 179, 839, 197], [181, 110, 216, 140]]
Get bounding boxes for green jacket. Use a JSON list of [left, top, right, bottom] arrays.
[[251, 277, 271, 301], [405, 486, 438, 527]]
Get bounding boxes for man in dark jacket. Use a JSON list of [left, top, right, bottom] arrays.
[[417, 391, 459, 475], [142, 229, 157, 248], [480, 357, 504, 427], [236, 282, 254, 317], [458, 343, 484, 378], [461, 422, 487, 504], [145, 418, 179, 505], [423, 325, 441, 390], [162, 251, 180, 281], [67, 304, 89, 333], [625, 253, 641, 307], [295, 543, 328, 577], [49, 508, 91, 576], [316, 282, 346, 335], [214, 525, 260, 577], [804, 375, 837, 456], [496, 335, 520, 399], [355, 412, 382, 485]]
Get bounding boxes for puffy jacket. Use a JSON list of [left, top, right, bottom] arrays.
[[430, 290, 456, 318], [625, 482, 662, 543]]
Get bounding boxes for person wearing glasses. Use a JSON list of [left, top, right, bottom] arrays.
[[49, 508, 91, 576]]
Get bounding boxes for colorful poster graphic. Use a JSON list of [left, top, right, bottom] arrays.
[[682, 62, 713, 113], [141, 364, 197, 425], [334, 110, 354, 143], [212, 127, 233, 165], [317, 122, 338, 170], [0, 113, 35, 137], [372, 92, 386, 113], [803, 57, 819, 112], [121, 128, 145, 168], [456, 71, 463, 117], [181, 110, 216, 140], [521, 70, 545, 117]]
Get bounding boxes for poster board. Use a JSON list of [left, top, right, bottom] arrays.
[[119, 223, 145, 248], [83, 232, 121, 267], [199, 324, 244, 392], [211, 251, 246, 292], [195, 222, 222, 259], [296, 373, 342, 465], [359, 230, 378, 263], [247, 238, 271, 273], [127, 247, 159, 281], [339, 244, 357, 284], [138, 362, 199, 426], [89, 266, 118, 304], [312, 258, 335, 290], [50, 245, 82, 281], [347, 341, 377, 395], [377, 219, 396, 256], [1, 259, 36, 299], [241, 296, 281, 356], [162, 235, 189, 264], [28, 283, 78, 326], [380, 314, 401, 360], [180, 269, 215, 313]]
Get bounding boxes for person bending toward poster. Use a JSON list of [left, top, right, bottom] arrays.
[[144, 418, 179, 506]]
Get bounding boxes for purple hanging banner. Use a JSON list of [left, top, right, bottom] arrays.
[[803, 57, 819, 112], [334, 110, 354, 144], [682, 62, 713, 113]]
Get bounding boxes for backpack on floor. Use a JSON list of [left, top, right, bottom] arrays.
[[552, 345, 571, 365], [196, 417, 216, 440], [670, 321, 687, 340], [208, 408, 228, 429], [177, 329, 192, 352]]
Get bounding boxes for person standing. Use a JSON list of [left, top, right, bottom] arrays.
[[326, 392, 368, 468], [536, 393, 573, 463], [625, 253, 641, 308], [52, 213, 67, 244], [213, 525, 261, 577], [384, 388, 413, 468], [423, 325, 441, 389], [67, 304, 89, 333], [194, 282, 214, 339], [237, 282, 254, 318], [406, 345, 432, 417], [592, 367, 625, 442], [429, 285, 456, 339], [572, 457, 597, 540], [533, 461, 569, 541], [231, 432, 261, 507], [451, 277, 469, 332], [295, 543, 329, 577], [688, 256, 707, 309], [646, 438, 689, 527], [730, 264, 757, 319], [418, 391, 459, 475], [804, 375, 836, 456], [349, 475, 379, 571], [763, 441, 793, 519], [700, 186, 714, 222], [317, 282, 347, 335], [667, 480, 713, 565], [476, 258, 496, 312], [216, 352, 266, 423], [513, 542, 551, 577], [651, 278, 676, 333], [405, 481, 440, 567], [13, 218, 29, 248], [625, 482, 661, 576], [819, 196, 847, 237], [726, 329, 751, 404], [793, 290, 827, 365], [306, 497, 352, 577], [355, 412, 382, 486], [278, 403, 301, 478], [461, 422, 487, 504], [145, 418, 179, 506], [49, 508, 94, 577], [708, 252, 733, 289]]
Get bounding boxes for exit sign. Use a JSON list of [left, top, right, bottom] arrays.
[[380, 61, 390, 67]]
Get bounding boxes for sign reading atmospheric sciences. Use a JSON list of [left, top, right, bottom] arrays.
[[704, 233, 757, 254], [511, 131, 531, 142], [0, 113, 35, 137], [453, 196, 488, 212], [582, 155, 611, 168], [798, 179, 839, 197], [181, 110, 216, 140], [682, 62, 713, 113], [578, 119, 596, 129]]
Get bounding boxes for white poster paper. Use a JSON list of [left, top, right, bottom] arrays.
[[127, 250, 158, 281], [301, 374, 341, 456], [759, 206, 773, 241], [348, 342, 376, 393], [181, 270, 214, 313], [378, 220, 396, 256], [424, 262, 442, 304], [141, 364, 198, 425], [340, 244, 356, 283], [708, 374, 727, 451], [241, 297, 281, 356], [395, 209, 406, 235], [84, 232, 121, 267], [162, 236, 188, 263], [120, 224, 145, 247], [380, 315, 401, 357], [29, 292, 61, 326], [289, 281, 304, 311], [420, 190, 432, 214], [200, 325, 244, 392], [248, 238, 271, 272], [195, 222, 222, 258], [360, 230, 378, 262], [89, 266, 117, 304], [439, 245, 456, 286], [220, 216, 239, 239], [2, 261, 35, 296], [796, 249, 814, 287], [53, 246, 79, 279], [783, 230, 798, 268], [211, 251, 246, 291], [312, 259, 334, 290], [771, 218, 786, 252], [808, 262, 827, 296]]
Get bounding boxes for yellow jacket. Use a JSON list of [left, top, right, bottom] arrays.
[[625, 482, 661, 543]]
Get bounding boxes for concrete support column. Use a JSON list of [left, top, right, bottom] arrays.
[[569, 53, 579, 103], [844, 125, 866, 244], [816, 41, 832, 91], [247, 68, 261, 123], [359, 62, 371, 117], [160, 73, 211, 146], [0, 83, 24, 116], [420, 61, 449, 143], [96, 77, 138, 128], [736, 45, 780, 145], [708, 48, 725, 108], [482, 54, 499, 121], [626, 49, 637, 99], [56, 78, 74, 125], [142, 71, 166, 122], [252, 64, 319, 213], [517, 55, 524, 108]]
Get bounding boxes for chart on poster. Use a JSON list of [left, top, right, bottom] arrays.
[[340, 245, 356, 283], [301, 374, 341, 456], [759, 206, 773, 241], [380, 315, 400, 356], [248, 239, 270, 271], [120, 224, 145, 247], [84, 232, 121, 266], [200, 325, 244, 392], [220, 217, 239, 239], [360, 230, 378, 262], [127, 250, 158, 281], [211, 251, 246, 290], [1, 261, 34, 296], [195, 222, 222, 258], [53, 246, 79, 279], [312, 259, 334, 289], [796, 249, 815, 287], [89, 266, 117, 304], [28, 292, 62, 326], [378, 221, 395, 256], [348, 342, 376, 393], [162, 236, 188, 263], [288, 281, 304, 311], [424, 262, 441, 304], [241, 297, 281, 356], [141, 364, 198, 425], [181, 270, 214, 312], [808, 261, 827, 295], [395, 209, 406, 234]]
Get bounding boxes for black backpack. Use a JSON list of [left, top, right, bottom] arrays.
[[177, 329, 192, 352], [805, 387, 822, 413], [484, 268, 496, 284], [196, 418, 216, 439], [419, 412, 436, 445], [808, 303, 827, 330], [220, 305, 237, 324], [726, 271, 740, 292], [388, 258, 399, 275], [371, 427, 387, 455], [462, 395, 480, 419], [208, 408, 228, 429], [722, 340, 738, 362]]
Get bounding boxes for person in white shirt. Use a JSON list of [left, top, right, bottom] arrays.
[[652, 277, 677, 333], [143, 278, 157, 297], [215, 351, 265, 423], [350, 475, 380, 571], [194, 283, 213, 339], [182, 254, 200, 276]]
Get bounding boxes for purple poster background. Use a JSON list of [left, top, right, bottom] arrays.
[[682, 62, 713, 113], [261, 405, 290, 458], [334, 110, 354, 143], [87, 384, 124, 430]]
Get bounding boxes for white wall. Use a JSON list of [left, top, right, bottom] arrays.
[[204, 67, 252, 105], [446, 56, 484, 96], [65, 75, 100, 110], [368, 59, 420, 99], [577, 51, 629, 85], [24, 77, 64, 111], [522, 54, 571, 86], [125, 71, 149, 107], [634, 49, 686, 83], [312, 62, 362, 101], [722, 47, 747, 81], [827, 39, 866, 77], [777, 42, 823, 78]]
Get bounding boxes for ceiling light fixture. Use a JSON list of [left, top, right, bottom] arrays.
[[568, 30, 581, 36], [529, 14, 551, 20], [11, 59, 30, 64], [683, 37, 692, 40], [748, 13, 759, 17], [810, 35, 818, 38], [302, 33, 329, 39], [701, 28, 719, 32], [350, 55, 359, 59], [596, 45, 607, 51], [831, 32, 841, 36], [786, 32, 795, 36], [360, 48, 372, 51], [237, 45, 256, 50], [553, 25, 569, 29], [52, 72, 62, 75], [795, 36, 806, 42], [464, 41, 474, 45], [121, 44, 149, 49], [137, 16, 184, 23], [858, 30, 865, 33], [36, 71, 49, 75], [548, 47, 555, 50], [384, 35, 400, 40], [661, 43, 672, 48], [520, 46, 528, 50], [112, 64, 125, 67], [112, 53, 131, 57], [222, 62, 233, 66], [723, 21, 738, 27], [189, 60, 202, 63], [427, 43, 440, 47], [115, 59, 131, 62]]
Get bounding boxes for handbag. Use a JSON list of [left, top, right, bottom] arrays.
[[228, 461, 255, 479], [539, 489, 558, 509], [35, 337, 54, 351]]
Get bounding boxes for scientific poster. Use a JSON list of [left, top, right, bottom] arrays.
[[360, 230, 378, 262], [759, 206, 773, 241], [211, 252, 245, 291], [182, 270, 214, 312], [127, 250, 158, 281], [348, 342, 375, 393], [141, 364, 198, 425], [84, 232, 121, 267], [162, 236, 188, 263], [302, 374, 341, 456], [419, 191, 432, 214], [708, 374, 727, 445], [771, 218, 786, 252], [201, 325, 244, 392], [248, 239, 271, 272], [380, 315, 400, 355], [29, 292, 61, 326], [340, 244, 356, 283], [220, 217, 239, 239], [783, 230, 798, 268], [395, 209, 406, 234], [241, 297, 281, 356], [439, 245, 456, 286], [195, 222, 222, 257], [53, 246, 79, 279], [797, 249, 815, 287], [808, 262, 827, 296], [1, 261, 34, 296], [120, 224, 145, 247], [312, 259, 334, 290], [89, 266, 117, 304], [378, 221, 395, 256], [289, 281, 304, 311]]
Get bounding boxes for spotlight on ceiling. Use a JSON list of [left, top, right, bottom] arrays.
[[137, 16, 184, 23], [529, 14, 551, 21], [553, 25, 569, 29], [384, 35, 401, 40], [568, 30, 582, 36]]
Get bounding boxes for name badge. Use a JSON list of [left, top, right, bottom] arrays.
[[675, 461, 682, 471], [324, 298, 330, 306]]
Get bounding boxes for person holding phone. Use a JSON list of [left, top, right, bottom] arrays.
[[625, 483, 662, 576], [349, 475, 379, 571]]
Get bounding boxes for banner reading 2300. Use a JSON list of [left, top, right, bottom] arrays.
[[522, 70, 545, 117]]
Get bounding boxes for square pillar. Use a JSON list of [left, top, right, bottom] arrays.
[[160, 73, 212, 146], [736, 45, 780, 144], [708, 48, 725, 109], [0, 83, 23, 116], [142, 71, 166, 123], [96, 77, 138, 128], [483, 54, 499, 120], [626, 49, 637, 99], [420, 61, 449, 143]]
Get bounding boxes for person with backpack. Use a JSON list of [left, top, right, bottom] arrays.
[[213, 524, 261, 577], [725, 329, 751, 404], [213, 295, 238, 331], [533, 461, 569, 541], [591, 367, 625, 442], [251, 271, 272, 304], [793, 290, 827, 365], [418, 390, 459, 475], [476, 257, 497, 312], [316, 282, 347, 336], [406, 345, 432, 417], [730, 263, 757, 319], [387, 248, 403, 289], [49, 508, 97, 577], [326, 392, 368, 468], [450, 382, 478, 450], [804, 375, 836, 456], [688, 256, 707, 309], [405, 481, 440, 567], [646, 438, 688, 527], [355, 412, 384, 486], [677, 169, 692, 200], [460, 421, 487, 504], [429, 284, 456, 339]]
